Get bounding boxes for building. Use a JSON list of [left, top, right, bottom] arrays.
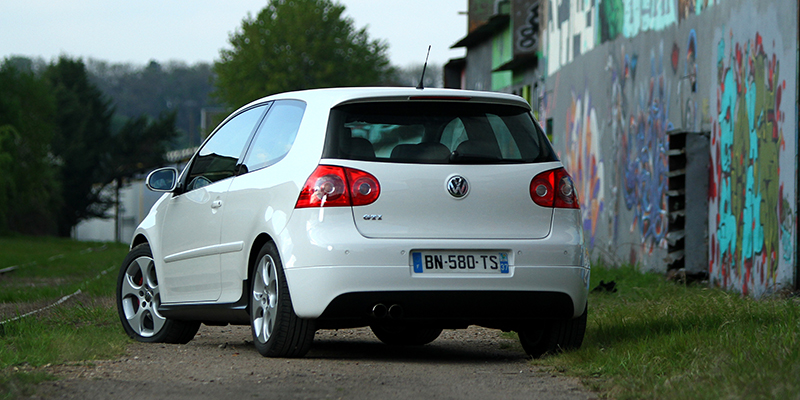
[[449, 0, 798, 296]]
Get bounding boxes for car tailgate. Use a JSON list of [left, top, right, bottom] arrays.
[[349, 162, 559, 240]]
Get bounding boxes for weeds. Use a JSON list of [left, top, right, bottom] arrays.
[[535, 264, 800, 399], [0, 236, 131, 398]]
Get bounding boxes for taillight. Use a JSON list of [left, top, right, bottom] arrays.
[[295, 165, 380, 208], [530, 168, 579, 209]]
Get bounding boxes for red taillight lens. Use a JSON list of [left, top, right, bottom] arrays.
[[346, 168, 380, 206], [530, 168, 579, 209], [295, 165, 380, 208]]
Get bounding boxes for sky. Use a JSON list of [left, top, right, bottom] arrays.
[[0, 0, 468, 68]]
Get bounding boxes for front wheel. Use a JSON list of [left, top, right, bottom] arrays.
[[250, 242, 315, 357], [517, 304, 587, 358], [116, 243, 200, 344]]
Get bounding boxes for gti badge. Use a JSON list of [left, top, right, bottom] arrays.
[[363, 214, 382, 221], [447, 175, 469, 199]]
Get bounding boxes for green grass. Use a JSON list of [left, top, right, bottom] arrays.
[[0, 236, 128, 302], [534, 264, 800, 400], [3, 237, 799, 399], [0, 236, 131, 399]]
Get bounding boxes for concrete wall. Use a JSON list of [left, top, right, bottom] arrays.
[[541, 0, 798, 294]]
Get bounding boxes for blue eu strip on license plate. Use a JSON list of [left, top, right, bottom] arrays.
[[412, 252, 423, 273], [411, 251, 510, 274]]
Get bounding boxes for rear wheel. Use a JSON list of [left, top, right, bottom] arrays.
[[370, 325, 443, 346], [116, 243, 200, 344], [250, 242, 315, 357], [517, 304, 587, 358]]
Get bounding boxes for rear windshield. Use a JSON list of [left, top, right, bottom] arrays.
[[323, 101, 557, 164]]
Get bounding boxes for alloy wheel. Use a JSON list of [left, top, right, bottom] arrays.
[[252, 254, 279, 344], [119, 255, 164, 337]]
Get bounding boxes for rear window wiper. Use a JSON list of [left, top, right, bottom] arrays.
[[448, 151, 506, 164]]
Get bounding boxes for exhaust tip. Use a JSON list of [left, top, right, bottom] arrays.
[[371, 303, 387, 318], [388, 304, 404, 319]]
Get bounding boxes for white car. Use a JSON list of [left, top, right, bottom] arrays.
[[115, 87, 590, 358]]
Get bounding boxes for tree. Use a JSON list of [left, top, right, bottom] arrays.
[[89, 60, 216, 148], [46, 57, 116, 237], [0, 60, 59, 235], [391, 63, 444, 88], [46, 57, 183, 237], [213, 0, 395, 108], [111, 112, 179, 180]]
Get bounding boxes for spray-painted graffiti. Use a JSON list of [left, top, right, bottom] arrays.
[[550, 0, 719, 75], [514, 0, 540, 55], [710, 32, 791, 295], [680, 30, 699, 131], [545, 0, 597, 75], [623, 0, 678, 38], [599, 0, 624, 43], [563, 89, 604, 248], [608, 44, 673, 256]]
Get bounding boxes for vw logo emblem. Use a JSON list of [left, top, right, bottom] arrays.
[[447, 175, 469, 198]]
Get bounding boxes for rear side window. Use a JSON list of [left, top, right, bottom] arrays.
[[241, 99, 306, 172], [324, 101, 555, 164]]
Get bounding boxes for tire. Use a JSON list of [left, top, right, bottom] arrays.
[[518, 304, 587, 358], [250, 242, 315, 357], [116, 243, 200, 344], [370, 325, 443, 346]]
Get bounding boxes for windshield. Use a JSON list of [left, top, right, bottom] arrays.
[[323, 101, 557, 164]]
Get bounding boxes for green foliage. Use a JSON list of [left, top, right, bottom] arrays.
[[0, 57, 181, 236], [45, 57, 116, 236], [0, 62, 59, 235], [111, 112, 179, 180], [213, 0, 395, 108], [89, 60, 217, 148], [535, 264, 800, 400]]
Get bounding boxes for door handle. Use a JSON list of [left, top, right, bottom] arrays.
[[211, 200, 222, 209]]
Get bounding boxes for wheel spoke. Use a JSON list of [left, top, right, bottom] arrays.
[[261, 258, 271, 287], [265, 309, 275, 338], [126, 302, 147, 334], [252, 254, 279, 344], [120, 272, 140, 298]]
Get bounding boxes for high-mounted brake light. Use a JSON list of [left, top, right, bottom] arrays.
[[295, 165, 380, 208], [408, 96, 472, 101], [530, 168, 579, 209]]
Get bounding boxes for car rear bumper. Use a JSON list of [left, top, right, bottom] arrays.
[[286, 264, 589, 329], [280, 208, 589, 322]]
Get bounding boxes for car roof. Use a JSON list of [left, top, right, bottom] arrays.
[[238, 87, 531, 113]]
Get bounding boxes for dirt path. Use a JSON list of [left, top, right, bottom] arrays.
[[33, 325, 596, 399]]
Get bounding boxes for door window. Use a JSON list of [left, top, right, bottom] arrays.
[[185, 105, 267, 191]]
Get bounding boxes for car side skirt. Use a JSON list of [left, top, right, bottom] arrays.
[[158, 282, 250, 326]]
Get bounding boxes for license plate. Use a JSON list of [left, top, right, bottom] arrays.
[[411, 251, 510, 274]]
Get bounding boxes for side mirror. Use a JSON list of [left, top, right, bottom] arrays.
[[146, 167, 179, 192]]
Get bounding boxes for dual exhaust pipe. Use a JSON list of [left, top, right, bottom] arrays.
[[371, 303, 403, 319]]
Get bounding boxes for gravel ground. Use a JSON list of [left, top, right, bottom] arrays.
[[31, 324, 596, 400]]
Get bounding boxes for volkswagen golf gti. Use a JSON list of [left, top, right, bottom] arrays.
[[116, 87, 590, 358]]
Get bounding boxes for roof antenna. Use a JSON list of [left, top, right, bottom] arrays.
[[416, 45, 431, 90]]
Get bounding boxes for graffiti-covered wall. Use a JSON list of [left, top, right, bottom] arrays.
[[543, 0, 798, 294]]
